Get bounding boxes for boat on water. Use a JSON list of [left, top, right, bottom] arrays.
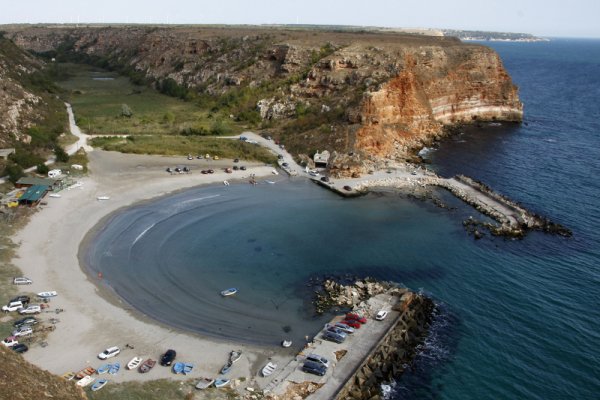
[[139, 359, 156, 373], [108, 362, 120, 375], [220, 362, 232, 375], [214, 379, 230, 388], [97, 196, 110, 201], [220, 288, 238, 297], [195, 377, 215, 390], [91, 378, 108, 391], [229, 350, 242, 364], [127, 356, 142, 370], [183, 363, 194, 375], [97, 364, 110, 374], [223, 180, 230, 186], [37, 291, 57, 298], [261, 362, 277, 377], [172, 362, 185, 374], [281, 340, 292, 348]]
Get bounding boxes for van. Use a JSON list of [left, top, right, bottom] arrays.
[[48, 169, 62, 178]]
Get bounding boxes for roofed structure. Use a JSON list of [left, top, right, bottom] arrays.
[[18, 185, 48, 206], [313, 150, 331, 168], [0, 148, 15, 160]]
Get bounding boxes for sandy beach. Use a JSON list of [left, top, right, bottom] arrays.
[[14, 149, 290, 386]]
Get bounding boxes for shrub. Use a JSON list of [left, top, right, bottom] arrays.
[[3, 163, 24, 184], [121, 104, 133, 118], [54, 146, 69, 163], [36, 164, 49, 174]]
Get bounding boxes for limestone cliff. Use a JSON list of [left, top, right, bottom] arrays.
[[4, 26, 522, 175]]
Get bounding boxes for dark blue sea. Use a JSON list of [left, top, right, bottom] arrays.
[[84, 39, 600, 399]]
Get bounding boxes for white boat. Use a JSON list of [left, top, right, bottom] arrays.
[[97, 196, 110, 201], [220, 288, 238, 297], [229, 350, 242, 364], [281, 340, 292, 348], [261, 362, 277, 377], [195, 377, 215, 390], [37, 291, 57, 298], [49, 193, 61, 198], [214, 379, 230, 388], [127, 356, 142, 370], [223, 180, 230, 186], [271, 169, 279, 175], [76, 375, 94, 387]]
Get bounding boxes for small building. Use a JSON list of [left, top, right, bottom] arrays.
[[15, 177, 60, 190], [313, 150, 331, 168], [0, 148, 15, 160], [18, 185, 48, 207]]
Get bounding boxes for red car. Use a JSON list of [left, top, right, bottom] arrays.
[[346, 313, 367, 324], [341, 319, 361, 329]]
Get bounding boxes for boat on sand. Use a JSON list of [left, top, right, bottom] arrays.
[[127, 357, 142, 370], [229, 350, 242, 364], [108, 362, 120, 375], [37, 291, 57, 298], [139, 359, 156, 373], [97, 364, 110, 374], [173, 362, 185, 374], [214, 379, 230, 388], [220, 362, 232, 375], [91, 378, 108, 391], [261, 362, 277, 377], [195, 377, 215, 390]]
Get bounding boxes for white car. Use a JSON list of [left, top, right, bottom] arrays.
[[12, 326, 33, 337], [19, 305, 41, 315], [2, 337, 18, 347], [2, 301, 24, 312], [375, 310, 389, 321], [13, 277, 33, 285], [98, 346, 121, 360]]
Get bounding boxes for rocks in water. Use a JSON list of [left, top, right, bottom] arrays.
[[313, 277, 398, 313]]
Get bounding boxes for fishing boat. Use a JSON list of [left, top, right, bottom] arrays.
[[183, 363, 194, 375], [76, 375, 94, 387], [220, 362, 232, 375], [127, 356, 142, 370], [139, 359, 156, 373], [261, 362, 277, 377], [214, 379, 230, 388], [281, 340, 292, 348], [220, 288, 238, 297], [37, 291, 57, 298], [195, 377, 215, 390], [229, 350, 242, 364], [97, 364, 110, 374], [97, 196, 110, 201], [172, 362, 185, 374], [108, 362, 120, 375], [91, 378, 108, 391]]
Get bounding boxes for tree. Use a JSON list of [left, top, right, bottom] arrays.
[[121, 104, 133, 118], [36, 163, 49, 174], [54, 146, 69, 163], [4, 163, 24, 184]]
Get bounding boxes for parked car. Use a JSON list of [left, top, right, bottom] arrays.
[[333, 322, 355, 334], [2, 301, 24, 312], [320, 176, 330, 183], [234, 158, 239, 163], [2, 336, 18, 347], [18, 305, 41, 315], [12, 343, 28, 353], [343, 185, 352, 191], [326, 326, 348, 337], [160, 349, 176, 366], [98, 346, 121, 360], [375, 310, 389, 321], [346, 313, 367, 324], [208, 169, 215, 174], [12, 326, 33, 337], [341, 319, 361, 329], [13, 277, 32, 285], [233, 165, 239, 170], [306, 354, 330, 369], [14, 317, 38, 328], [322, 331, 345, 344], [240, 166, 246, 171], [282, 162, 289, 167], [10, 295, 30, 304], [302, 360, 327, 376], [277, 154, 283, 160]]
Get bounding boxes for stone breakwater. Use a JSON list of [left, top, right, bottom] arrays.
[[338, 170, 570, 238]]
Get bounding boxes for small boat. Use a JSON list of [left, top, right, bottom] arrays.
[[172, 362, 185, 374], [261, 362, 277, 377], [49, 193, 61, 198], [76, 375, 94, 387], [195, 377, 215, 390], [97, 196, 110, 201], [75, 367, 96, 379], [229, 350, 242, 364], [271, 169, 279, 175], [220, 288, 238, 297], [220, 362, 232, 375], [265, 180, 276, 184], [281, 340, 292, 348], [223, 180, 230, 186], [127, 356, 142, 370], [108, 362, 120, 375], [37, 291, 57, 298], [91, 378, 108, 391], [97, 364, 110, 374], [214, 379, 230, 388], [62, 372, 76, 381], [183, 363, 194, 375], [139, 358, 156, 373]]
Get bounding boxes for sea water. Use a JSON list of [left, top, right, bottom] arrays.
[[84, 39, 600, 399]]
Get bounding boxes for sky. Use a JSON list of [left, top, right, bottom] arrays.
[[1, 0, 599, 38]]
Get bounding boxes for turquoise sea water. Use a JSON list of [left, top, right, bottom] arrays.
[[84, 39, 600, 399]]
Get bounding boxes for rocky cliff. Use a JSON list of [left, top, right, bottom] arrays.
[[5, 26, 522, 175]]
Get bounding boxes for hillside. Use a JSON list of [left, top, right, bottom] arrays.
[[4, 25, 522, 176]]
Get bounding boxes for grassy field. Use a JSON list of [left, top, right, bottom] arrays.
[[91, 136, 277, 164], [56, 63, 239, 136], [84, 379, 238, 400]]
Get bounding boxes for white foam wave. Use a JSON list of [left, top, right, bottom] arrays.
[[132, 223, 156, 245]]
